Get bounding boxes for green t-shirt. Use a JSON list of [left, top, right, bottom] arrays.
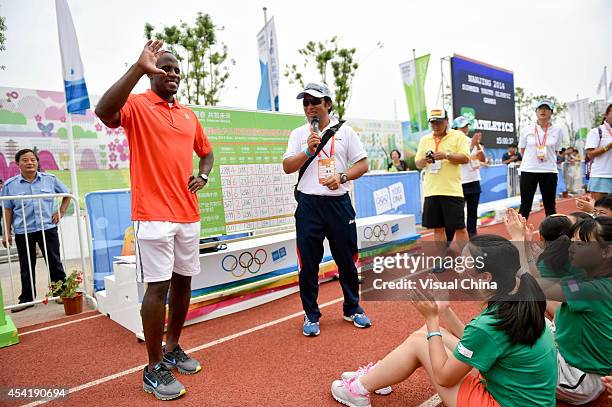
[[537, 259, 582, 279], [453, 307, 557, 407], [554, 276, 612, 376]]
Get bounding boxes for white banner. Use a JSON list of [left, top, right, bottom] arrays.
[[55, 0, 90, 114], [596, 67, 607, 96], [256, 17, 279, 111], [399, 60, 416, 86], [567, 98, 591, 132]]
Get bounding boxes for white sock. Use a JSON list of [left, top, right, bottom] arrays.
[[351, 378, 369, 396]]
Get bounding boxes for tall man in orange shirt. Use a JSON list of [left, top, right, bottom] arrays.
[[96, 40, 214, 401]]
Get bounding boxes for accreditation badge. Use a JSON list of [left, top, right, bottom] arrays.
[[429, 160, 442, 174], [536, 145, 547, 161], [318, 157, 336, 184]]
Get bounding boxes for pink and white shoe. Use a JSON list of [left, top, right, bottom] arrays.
[[341, 362, 393, 396], [331, 377, 371, 407]]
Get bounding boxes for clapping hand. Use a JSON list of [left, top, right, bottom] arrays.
[[504, 208, 530, 240], [410, 286, 445, 320], [575, 195, 594, 213], [412, 298, 440, 320]]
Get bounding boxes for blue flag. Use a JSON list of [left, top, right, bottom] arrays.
[[256, 17, 279, 111], [56, 0, 90, 115]]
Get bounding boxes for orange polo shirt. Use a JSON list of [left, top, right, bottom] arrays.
[[119, 90, 211, 223]]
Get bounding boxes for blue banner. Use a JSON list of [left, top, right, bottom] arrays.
[[353, 172, 422, 224], [479, 165, 508, 203]]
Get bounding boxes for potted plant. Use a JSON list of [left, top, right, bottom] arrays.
[[44, 270, 84, 315]]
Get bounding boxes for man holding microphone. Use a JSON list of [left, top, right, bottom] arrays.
[[283, 83, 370, 337]]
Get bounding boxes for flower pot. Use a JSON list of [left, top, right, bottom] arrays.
[[62, 293, 83, 315]]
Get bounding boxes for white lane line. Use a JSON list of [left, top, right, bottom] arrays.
[[20, 314, 104, 336], [22, 296, 344, 406], [418, 393, 441, 407]]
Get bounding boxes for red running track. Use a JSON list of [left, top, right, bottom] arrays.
[[1, 198, 609, 406]]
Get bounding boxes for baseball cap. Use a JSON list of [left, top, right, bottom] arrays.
[[451, 116, 471, 129], [428, 108, 448, 122], [296, 83, 333, 99], [536, 99, 554, 111]]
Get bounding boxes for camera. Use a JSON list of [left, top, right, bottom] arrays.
[[425, 150, 435, 163]]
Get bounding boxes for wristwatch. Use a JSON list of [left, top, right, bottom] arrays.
[[445, 152, 450, 160], [339, 173, 349, 184], [197, 173, 209, 183]]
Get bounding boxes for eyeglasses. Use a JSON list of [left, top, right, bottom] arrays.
[[302, 98, 323, 107]]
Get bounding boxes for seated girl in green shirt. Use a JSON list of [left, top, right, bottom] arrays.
[[331, 235, 557, 407], [536, 216, 611, 404]]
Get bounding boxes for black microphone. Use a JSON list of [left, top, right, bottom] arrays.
[[311, 116, 320, 134]]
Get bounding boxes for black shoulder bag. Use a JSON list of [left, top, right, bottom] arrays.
[[294, 120, 345, 201]]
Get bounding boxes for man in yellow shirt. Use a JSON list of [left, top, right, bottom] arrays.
[[415, 109, 470, 243]]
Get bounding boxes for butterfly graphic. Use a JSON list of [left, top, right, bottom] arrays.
[[37, 122, 54, 137], [5, 91, 19, 102]]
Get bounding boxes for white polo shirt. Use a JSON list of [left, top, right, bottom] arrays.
[[283, 116, 367, 196], [461, 136, 483, 184], [518, 123, 563, 173], [585, 122, 612, 178]]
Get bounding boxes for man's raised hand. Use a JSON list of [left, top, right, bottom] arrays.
[[136, 40, 167, 76]]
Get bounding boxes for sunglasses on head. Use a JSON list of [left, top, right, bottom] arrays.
[[302, 98, 323, 107]]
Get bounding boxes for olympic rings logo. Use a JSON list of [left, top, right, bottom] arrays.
[[363, 224, 389, 242], [221, 249, 268, 278]]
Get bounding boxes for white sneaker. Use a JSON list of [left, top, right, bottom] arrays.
[[331, 377, 371, 407], [341, 362, 392, 396]]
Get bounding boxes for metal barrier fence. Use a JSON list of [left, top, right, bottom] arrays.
[[560, 161, 584, 194], [0, 193, 96, 311], [507, 163, 521, 197], [506, 162, 585, 198]]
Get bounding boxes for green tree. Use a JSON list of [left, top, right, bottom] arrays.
[[590, 100, 606, 128], [514, 86, 533, 132], [144, 13, 235, 105], [285, 37, 374, 120]]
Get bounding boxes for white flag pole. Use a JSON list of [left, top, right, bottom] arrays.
[[262, 7, 275, 111], [605, 66, 609, 102], [65, 113, 79, 200], [413, 48, 423, 132]]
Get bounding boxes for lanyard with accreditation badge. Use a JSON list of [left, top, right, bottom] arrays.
[[534, 124, 549, 162], [317, 135, 336, 183], [429, 135, 444, 174]]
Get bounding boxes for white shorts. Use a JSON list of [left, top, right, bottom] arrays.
[[546, 319, 605, 405], [556, 349, 604, 405], [134, 221, 201, 283]]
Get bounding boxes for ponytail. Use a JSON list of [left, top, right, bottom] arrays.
[[469, 235, 547, 347], [490, 273, 546, 346], [537, 235, 571, 275]]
